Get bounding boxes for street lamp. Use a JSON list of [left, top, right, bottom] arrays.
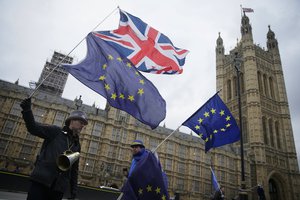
[[233, 52, 247, 200]]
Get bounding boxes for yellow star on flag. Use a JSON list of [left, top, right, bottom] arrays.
[[195, 125, 200, 130], [204, 112, 210, 117], [226, 123, 231, 128], [99, 75, 106, 81], [198, 118, 203, 124], [139, 79, 145, 85], [226, 116, 231, 121], [162, 195, 166, 200], [111, 93, 117, 100], [119, 93, 125, 99], [137, 88, 144, 96], [108, 55, 113, 60], [127, 62, 132, 68], [117, 57, 122, 62], [104, 84, 110, 91], [219, 110, 225, 116], [210, 108, 216, 114], [128, 95, 134, 102], [155, 187, 161, 194], [102, 64, 107, 70], [138, 188, 143, 195], [146, 185, 152, 192]]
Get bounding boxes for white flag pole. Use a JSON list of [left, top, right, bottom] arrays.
[[151, 126, 181, 153]]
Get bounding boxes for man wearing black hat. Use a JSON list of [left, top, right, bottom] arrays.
[[20, 97, 88, 200]]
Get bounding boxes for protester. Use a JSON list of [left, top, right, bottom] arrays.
[[20, 97, 88, 200], [213, 186, 225, 200], [120, 140, 169, 199], [128, 140, 149, 177], [257, 184, 266, 200]]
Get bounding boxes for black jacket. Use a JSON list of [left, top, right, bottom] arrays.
[[213, 190, 224, 200], [22, 109, 80, 196]]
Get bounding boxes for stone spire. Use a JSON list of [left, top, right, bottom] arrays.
[[266, 25, 278, 50]]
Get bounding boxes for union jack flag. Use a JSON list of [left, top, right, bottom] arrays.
[[242, 7, 254, 13], [93, 9, 189, 74]]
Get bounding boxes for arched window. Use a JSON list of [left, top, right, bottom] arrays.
[[227, 79, 232, 100], [263, 74, 269, 97], [240, 73, 245, 93], [262, 117, 269, 145], [257, 71, 263, 94], [269, 77, 275, 99], [269, 119, 274, 147], [233, 76, 237, 97], [242, 116, 248, 143], [275, 121, 281, 149]]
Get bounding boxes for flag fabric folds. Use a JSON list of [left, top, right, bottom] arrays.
[[94, 9, 189, 74], [121, 152, 169, 200], [182, 93, 240, 152], [210, 167, 220, 192], [63, 33, 166, 129], [242, 7, 254, 13]]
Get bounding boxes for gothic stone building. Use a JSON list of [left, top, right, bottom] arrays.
[[216, 13, 300, 199]]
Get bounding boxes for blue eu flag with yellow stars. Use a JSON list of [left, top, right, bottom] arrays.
[[182, 93, 240, 152], [121, 152, 169, 200], [63, 32, 166, 129]]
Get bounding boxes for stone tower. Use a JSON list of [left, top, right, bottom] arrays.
[[36, 51, 73, 96], [216, 13, 300, 200]]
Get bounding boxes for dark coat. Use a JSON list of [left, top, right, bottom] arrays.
[[22, 109, 80, 196], [213, 190, 225, 200], [257, 186, 266, 200]]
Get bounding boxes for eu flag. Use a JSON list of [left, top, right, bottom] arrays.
[[210, 167, 220, 192], [182, 93, 240, 152], [121, 152, 169, 200], [63, 33, 166, 129]]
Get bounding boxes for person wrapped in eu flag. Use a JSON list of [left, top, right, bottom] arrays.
[[120, 140, 169, 200]]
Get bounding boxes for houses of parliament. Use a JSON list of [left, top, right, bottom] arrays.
[[0, 13, 299, 200]]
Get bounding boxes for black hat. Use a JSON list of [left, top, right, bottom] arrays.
[[65, 110, 88, 126], [130, 140, 145, 148]]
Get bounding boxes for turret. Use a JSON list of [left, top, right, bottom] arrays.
[[216, 32, 224, 55], [266, 25, 278, 51], [215, 32, 225, 93], [241, 13, 253, 42]]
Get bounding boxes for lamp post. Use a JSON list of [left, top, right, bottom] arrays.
[[233, 52, 247, 200]]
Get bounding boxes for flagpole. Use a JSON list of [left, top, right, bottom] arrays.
[[152, 126, 181, 152], [240, 5, 243, 17], [29, 7, 119, 98]]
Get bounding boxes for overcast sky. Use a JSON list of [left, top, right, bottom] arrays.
[[1, 0, 299, 164]]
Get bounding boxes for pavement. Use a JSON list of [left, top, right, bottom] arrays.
[[0, 191, 27, 200], [0, 191, 70, 200]]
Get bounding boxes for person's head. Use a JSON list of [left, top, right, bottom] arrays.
[[65, 110, 88, 135], [130, 140, 145, 155], [220, 186, 225, 192]]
